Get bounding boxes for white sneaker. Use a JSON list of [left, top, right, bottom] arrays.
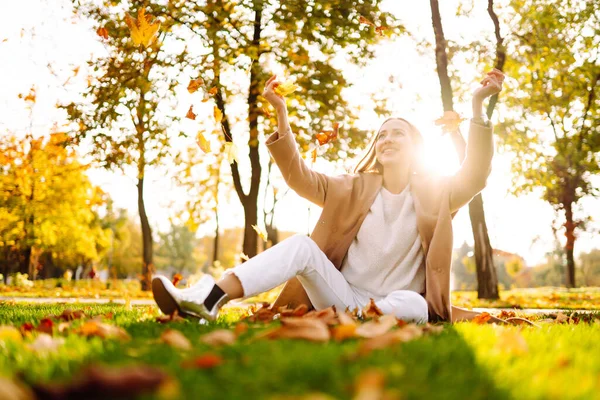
[[151, 275, 228, 321]]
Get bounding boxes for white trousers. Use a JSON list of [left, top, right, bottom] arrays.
[[224, 234, 429, 323]]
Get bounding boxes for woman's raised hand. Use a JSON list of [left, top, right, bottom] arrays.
[[473, 68, 505, 100], [263, 75, 287, 113]]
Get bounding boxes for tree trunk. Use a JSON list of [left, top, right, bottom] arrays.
[[216, 4, 263, 258], [564, 201, 576, 288], [137, 176, 154, 291], [430, 0, 499, 299], [212, 212, 220, 264]]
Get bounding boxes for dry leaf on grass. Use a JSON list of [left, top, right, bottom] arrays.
[[267, 317, 330, 342], [31, 364, 175, 399], [304, 306, 337, 325], [234, 322, 248, 337], [79, 320, 130, 341], [362, 299, 383, 320], [555, 311, 569, 323], [156, 310, 185, 324], [0, 325, 23, 343], [160, 329, 191, 351], [181, 353, 223, 369], [358, 324, 424, 356], [0, 376, 34, 400], [355, 315, 398, 338], [278, 304, 309, 317], [200, 330, 236, 346], [472, 312, 492, 325], [28, 333, 64, 353], [36, 318, 54, 335]]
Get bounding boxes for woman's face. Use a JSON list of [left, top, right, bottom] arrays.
[[375, 119, 413, 168]]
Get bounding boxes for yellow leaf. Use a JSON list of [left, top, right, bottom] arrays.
[[214, 106, 223, 124], [274, 80, 298, 97], [252, 224, 268, 242], [124, 8, 161, 48], [196, 131, 211, 153], [434, 110, 464, 134], [223, 142, 239, 164]]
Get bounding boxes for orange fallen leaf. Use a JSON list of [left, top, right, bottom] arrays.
[[332, 324, 357, 342], [124, 8, 161, 48], [160, 329, 191, 351], [79, 320, 130, 341], [353, 369, 386, 399], [155, 310, 185, 324], [472, 312, 492, 325], [555, 311, 569, 323], [172, 273, 183, 287], [182, 353, 223, 369], [37, 318, 54, 335], [96, 27, 109, 40], [187, 77, 203, 94], [185, 105, 196, 120], [305, 306, 338, 325], [200, 329, 237, 346], [234, 322, 248, 337]]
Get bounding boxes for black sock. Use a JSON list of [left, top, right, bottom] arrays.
[[204, 284, 227, 310]]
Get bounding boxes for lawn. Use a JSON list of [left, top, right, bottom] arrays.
[[1, 302, 599, 399]]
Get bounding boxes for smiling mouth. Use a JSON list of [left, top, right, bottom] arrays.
[[382, 148, 397, 154]]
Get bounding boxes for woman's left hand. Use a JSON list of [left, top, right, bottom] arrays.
[[473, 68, 505, 100]]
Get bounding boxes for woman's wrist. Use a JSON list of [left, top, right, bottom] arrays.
[[472, 96, 484, 119]]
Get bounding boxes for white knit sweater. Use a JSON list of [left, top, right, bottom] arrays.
[[340, 184, 426, 297]]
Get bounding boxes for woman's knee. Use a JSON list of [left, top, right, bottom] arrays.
[[383, 291, 429, 323]]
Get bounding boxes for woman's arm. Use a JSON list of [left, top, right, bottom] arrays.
[[448, 69, 505, 213], [263, 75, 330, 207]]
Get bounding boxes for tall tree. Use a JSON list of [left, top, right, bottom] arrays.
[[499, 0, 600, 287], [429, 0, 499, 299], [0, 129, 110, 277], [65, 2, 196, 289], [166, 0, 403, 258]]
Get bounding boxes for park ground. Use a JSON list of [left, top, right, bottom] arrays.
[[1, 284, 600, 399]]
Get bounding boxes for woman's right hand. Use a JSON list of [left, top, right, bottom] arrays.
[[263, 75, 287, 113]]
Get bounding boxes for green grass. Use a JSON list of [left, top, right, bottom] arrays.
[[1, 303, 600, 399]]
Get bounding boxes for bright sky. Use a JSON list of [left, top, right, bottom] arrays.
[[1, 0, 598, 267]]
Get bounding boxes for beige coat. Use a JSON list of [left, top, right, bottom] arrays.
[[266, 121, 495, 323]]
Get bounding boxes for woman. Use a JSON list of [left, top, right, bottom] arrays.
[[152, 69, 505, 323]]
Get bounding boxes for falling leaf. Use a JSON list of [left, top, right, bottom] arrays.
[[239, 253, 250, 262], [214, 106, 223, 123], [182, 353, 223, 369], [311, 148, 317, 163], [186, 105, 196, 120], [359, 15, 389, 37], [200, 330, 237, 346], [28, 333, 64, 353], [434, 110, 464, 134], [96, 27, 109, 40], [0, 326, 22, 343], [31, 364, 174, 399], [172, 273, 183, 287], [362, 299, 383, 320], [160, 329, 191, 350], [196, 131, 211, 153], [274, 80, 298, 97], [124, 8, 161, 48], [358, 15, 376, 27], [268, 317, 331, 342], [252, 224, 268, 242], [187, 77, 203, 94], [315, 122, 339, 146], [223, 142, 239, 165], [472, 312, 492, 325]]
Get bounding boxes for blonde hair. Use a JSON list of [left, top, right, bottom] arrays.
[[353, 117, 426, 175]]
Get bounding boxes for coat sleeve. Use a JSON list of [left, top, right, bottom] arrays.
[[447, 121, 494, 213], [265, 127, 330, 208]]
